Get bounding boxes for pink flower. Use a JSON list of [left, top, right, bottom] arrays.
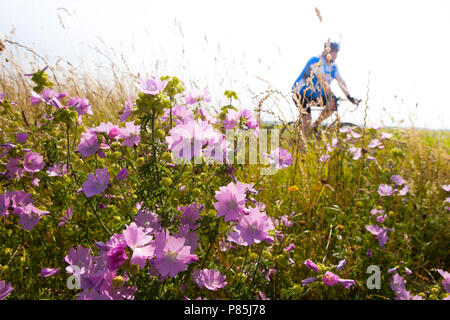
[[82, 168, 109, 197], [380, 132, 393, 140], [193, 269, 227, 291], [6, 156, 24, 179], [391, 175, 406, 186], [267, 147, 293, 169], [46, 163, 68, 177], [323, 271, 339, 286], [0, 281, 14, 300], [154, 231, 198, 278], [184, 88, 211, 105], [368, 138, 382, 149], [13, 203, 49, 231], [94, 122, 121, 139], [284, 243, 295, 253], [134, 206, 161, 234], [336, 259, 346, 271], [178, 203, 203, 230], [365, 224, 392, 249], [301, 277, 317, 286], [398, 185, 410, 196], [338, 278, 356, 289], [265, 269, 277, 282], [116, 168, 128, 180], [437, 269, 450, 293], [16, 133, 29, 144], [349, 147, 362, 160], [441, 184, 450, 192], [23, 152, 45, 173], [213, 181, 248, 222], [77, 132, 99, 158], [304, 259, 320, 273], [40, 268, 60, 278], [120, 96, 133, 123], [30, 88, 65, 108], [223, 109, 240, 129], [122, 223, 154, 269], [319, 153, 330, 162], [232, 206, 275, 246], [58, 207, 73, 227], [377, 184, 395, 196], [120, 122, 141, 148], [67, 97, 93, 116], [136, 77, 167, 95]]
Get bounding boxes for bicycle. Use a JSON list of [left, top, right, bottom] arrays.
[[280, 96, 362, 146]]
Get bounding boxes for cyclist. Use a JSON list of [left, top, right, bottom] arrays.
[[291, 41, 359, 132]]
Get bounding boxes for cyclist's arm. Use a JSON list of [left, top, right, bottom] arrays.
[[335, 74, 351, 97]]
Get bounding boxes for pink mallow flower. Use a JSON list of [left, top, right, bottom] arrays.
[[349, 147, 362, 160], [222, 109, 240, 129], [437, 269, 450, 293], [67, 97, 93, 117], [184, 88, 211, 105], [46, 163, 68, 177], [120, 96, 133, 123], [231, 206, 275, 246], [441, 184, 450, 192], [120, 122, 141, 148], [323, 271, 340, 286], [178, 203, 203, 230], [154, 231, 198, 278], [82, 168, 109, 197], [0, 281, 14, 300], [213, 181, 248, 222], [13, 203, 49, 231], [94, 122, 121, 139], [267, 147, 293, 169], [365, 224, 393, 249], [58, 207, 73, 227], [304, 259, 320, 273], [136, 77, 167, 95], [40, 268, 60, 278], [377, 184, 395, 197], [193, 268, 227, 291], [77, 132, 99, 158], [391, 175, 406, 186], [23, 152, 45, 173], [122, 223, 154, 269]]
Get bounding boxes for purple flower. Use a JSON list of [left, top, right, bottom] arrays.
[[398, 185, 410, 196], [64, 245, 93, 276], [349, 147, 362, 160], [116, 168, 128, 180], [122, 222, 154, 269], [377, 184, 395, 196], [30, 88, 65, 108], [94, 122, 121, 139], [405, 267, 412, 275], [82, 168, 109, 197], [0, 281, 14, 300], [442, 184, 450, 192], [213, 181, 248, 222], [365, 224, 392, 249], [193, 269, 227, 291], [134, 206, 161, 234], [391, 175, 406, 186], [267, 147, 293, 169], [301, 276, 317, 286], [136, 77, 167, 95], [106, 242, 128, 271], [77, 132, 99, 158], [23, 152, 45, 173], [46, 163, 68, 177], [223, 109, 240, 129], [6, 157, 24, 179], [120, 122, 140, 148], [178, 203, 203, 230], [380, 132, 393, 140], [41, 268, 60, 278], [304, 259, 320, 273], [437, 269, 450, 293], [368, 138, 382, 149], [284, 243, 295, 253], [231, 206, 275, 246], [58, 207, 73, 227], [265, 269, 277, 282], [319, 153, 330, 162], [184, 88, 211, 105], [388, 267, 398, 274], [120, 96, 133, 123], [323, 271, 340, 286], [338, 279, 356, 289], [13, 203, 49, 231], [367, 248, 373, 258], [68, 97, 93, 117], [154, 230, 198, 278], [336, 259, 346, 271], [16, 133, 29, 144]]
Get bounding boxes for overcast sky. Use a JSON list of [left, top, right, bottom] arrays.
[[1, 0, 449, 129]]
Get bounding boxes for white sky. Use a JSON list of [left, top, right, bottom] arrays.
[[1, 0, 449, 129]]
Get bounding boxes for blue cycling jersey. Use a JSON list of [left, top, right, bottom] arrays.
[[292, 55, 341, 99]]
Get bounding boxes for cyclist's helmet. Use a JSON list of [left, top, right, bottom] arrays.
[[324, 41, 340, 52]]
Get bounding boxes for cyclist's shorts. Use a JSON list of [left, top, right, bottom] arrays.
[[291, 91, 336, 115]]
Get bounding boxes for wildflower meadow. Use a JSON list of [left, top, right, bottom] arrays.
[[0, 42, 449, 303]]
